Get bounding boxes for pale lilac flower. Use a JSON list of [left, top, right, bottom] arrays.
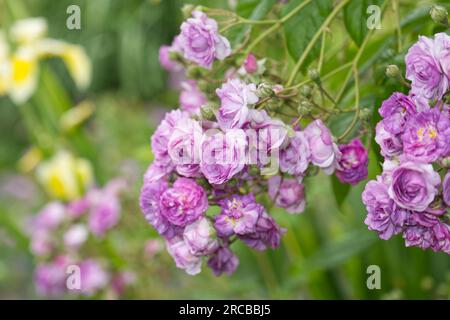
[[379, 92, 422, 134], [179, 80, 206, 115], [207, 246, 239, 276], [159, 177, 208, 227], [158, 36, 183, 72], [304, 119, 341, 174], [144, 239, 164, 258], [78, 259, 109, 296], [375, 121, 403, 159], [30, 230, 52, 256], [336, 138, 368, 185], [239, 210, 286, 251], [268, 176, 306, 214], [362, 178, 409, 240], [168, 118, 203, 178], [151, 109, 189, 166], [166, 237, 202, 275], [200, 129, 247, 185], [388, 162, 440, 212], [402, 108, 450, 163], [34, 255, 69, 296], [87, 186, 121, 237], [63, 224, 88, 249], [33, 202, 65, 230], [216, 78, 258, 130], [215, 194, 261, 237], [280, 131, 310, 175], [178, 11, 231, 69], [405, 33, 450, 100], [183, 218, 219, 256]]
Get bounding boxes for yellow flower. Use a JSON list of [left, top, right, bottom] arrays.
[[0, 17, 92, 104], [36, 150, 94, 201]]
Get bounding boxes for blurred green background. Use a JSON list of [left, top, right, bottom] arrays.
[[0, 0, 449, 299]]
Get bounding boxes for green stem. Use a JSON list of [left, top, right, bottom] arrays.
[[286, 0, 350, 86], [338, 66, 360, 141]]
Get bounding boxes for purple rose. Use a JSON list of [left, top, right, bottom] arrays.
[[34, 256, 69, 296], [336, 138, 368, 185], [151, 109, 189, 166], [215, 194, 260, 237], [166, 237, 202, 275], [200, 129, 246, 185], [304, 119, 341, 174], [388, 162, 440, 212], [207, 246, 239, 276], [140, 178, 182, 239], [179, 80, 206, 115], [168, 118, 203, 178], [216, 78, 258, 130], [402, 108, 450, 163], [404, 221, 450, 254], [443, 171, 450, 207], [178, 11, 231, 69], [268, 176, 306, 214], [280, 131, 310, 176], [183, 218, 219, 256], [436, 32, 450, 82], [375, 121, 403, 159], [239, 210, 286, 251], [87, 184, 122, 237], [143, 160, 173, 183], [379, 92, 421, 134], [405, 34, 449, 100], [362, 178, 409, 240], [159, 177, 208, 227], [78, 260, 109, 296]]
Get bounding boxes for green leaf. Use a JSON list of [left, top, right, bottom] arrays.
[[331, 174, 350, 207], [229, 0, 276, 46], [282, 0, 333, 70], [343, 0, 383, 46]]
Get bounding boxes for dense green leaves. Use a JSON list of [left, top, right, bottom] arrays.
[[343, 0, 384, 46], [282, 0, 333, 71]]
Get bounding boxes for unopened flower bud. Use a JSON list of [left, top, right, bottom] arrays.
[[201, 102, 217, 120], [257, 82, 274, 98], [300, 85, 313, 99], [359, 108, 371, 121], [244, 53, 258, 74], [430, 5, 448, 26], [440, 156, 450, 168], [308, 68, 320, 83], [385, 64, 400, 78], [182, 4, 196, 18], [297, 100, 313, 116]]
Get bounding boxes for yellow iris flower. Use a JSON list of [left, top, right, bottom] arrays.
[[36, 150, 94, 201], [0, 17, 92, 104]]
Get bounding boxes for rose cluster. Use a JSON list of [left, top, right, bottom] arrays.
[[29, 179, 133, 296], [363, 32, 450, 254], [141, 11, 370, 276]]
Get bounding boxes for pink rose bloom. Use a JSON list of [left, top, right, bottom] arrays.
[[179, 80, 207, 115], [388, 162, 440, 212], [168, 118, 203, 177], [216, 78, 258, 130], [166, 237, 202, 275], [268, 176, 306, 214], [280, 131, 310, 176], [159, 177, 208, 227], [405, 33, 450, 100], [183, 218, 219, 256], [304, 119, 341, 174], [78, 260, 109, 296], [200, 129, 247, 185], [178, 11, 231, 69], [151, 109, 189, 167], [243, 53, 258, 74]]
